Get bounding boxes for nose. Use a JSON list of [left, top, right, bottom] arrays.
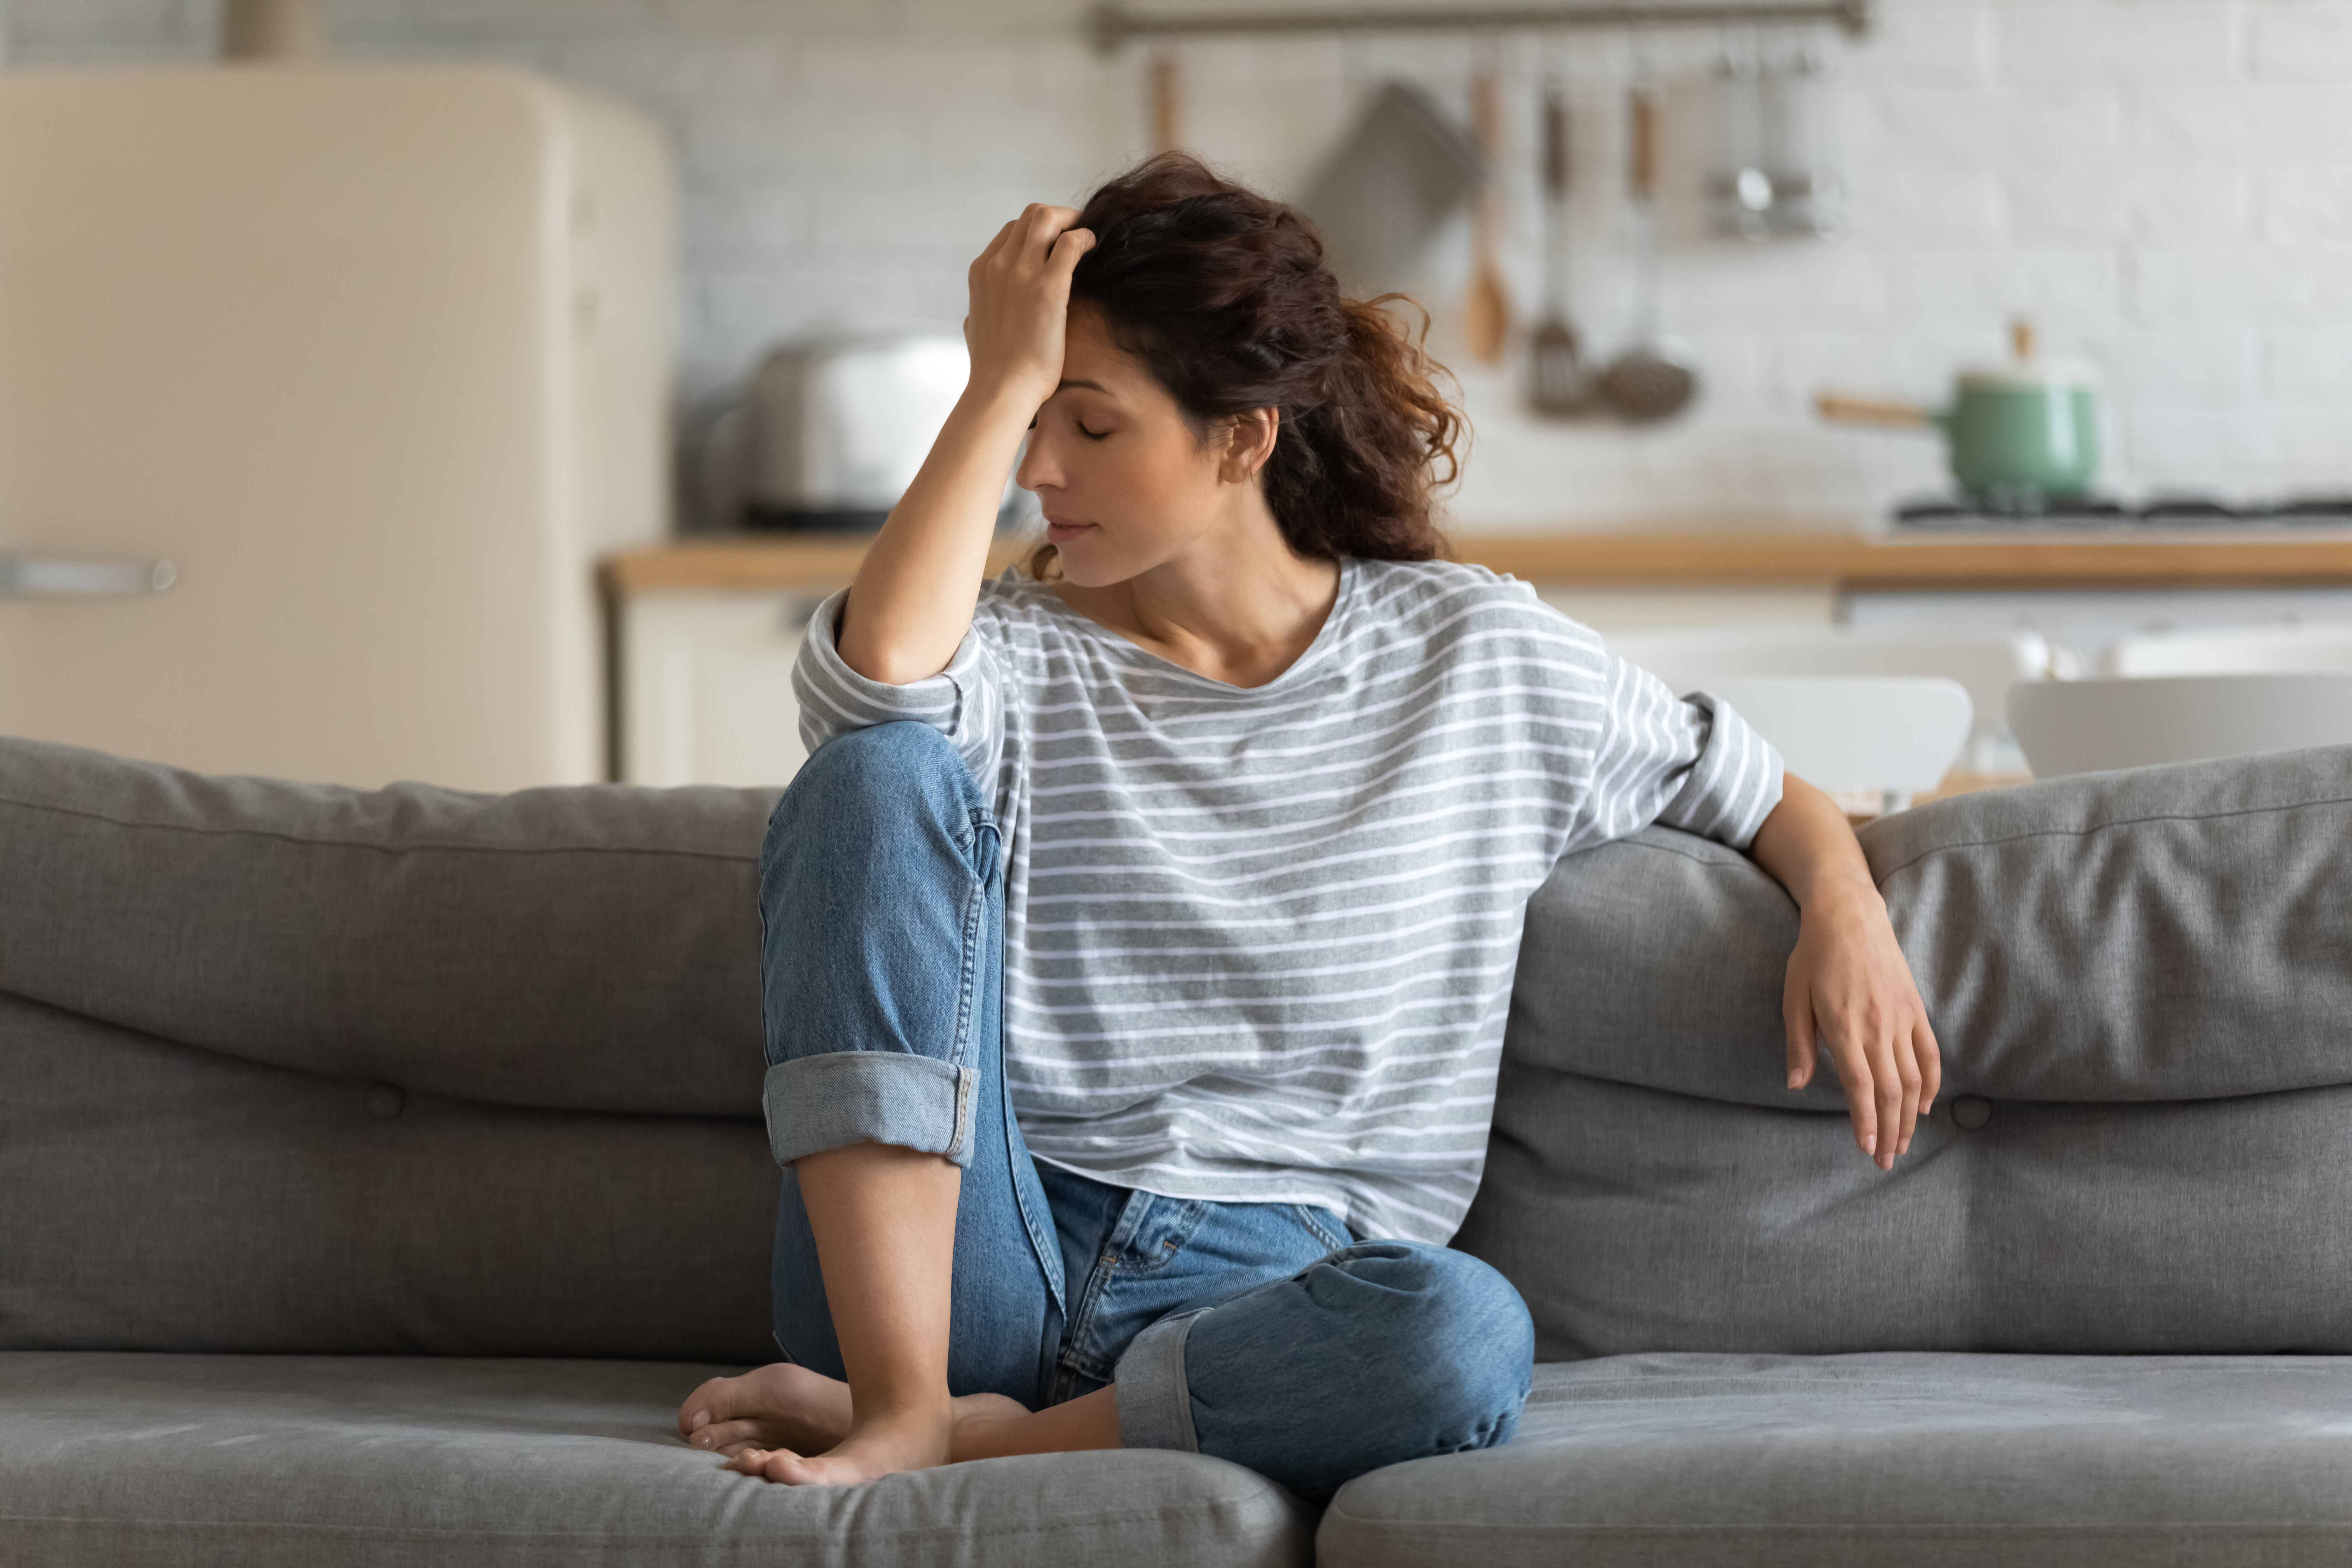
[[1015, 430, 1059, 494]]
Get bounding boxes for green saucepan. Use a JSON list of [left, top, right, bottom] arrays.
[[1818, 328, 2100, 505]]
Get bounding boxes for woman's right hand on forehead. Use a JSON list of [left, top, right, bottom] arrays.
[[964, 204, 1095, 412]]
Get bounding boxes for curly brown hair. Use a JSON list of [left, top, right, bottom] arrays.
[[1026, 153, 1463, 579]]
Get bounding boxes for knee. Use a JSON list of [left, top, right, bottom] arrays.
[[1366, 1243, 1534, 1451], [762, 723, 981, 881]]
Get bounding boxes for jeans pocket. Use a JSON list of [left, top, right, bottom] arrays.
[[1120, 1196, 1210, 1276]]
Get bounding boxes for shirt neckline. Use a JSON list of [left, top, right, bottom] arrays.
[[1021, 556, 1359, 696]]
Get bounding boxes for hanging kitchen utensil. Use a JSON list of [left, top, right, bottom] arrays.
[[1527, 76, 1589, 416], [1463, 65, 1511, 365], [222, 0, 325, 59], [1149, 49, 1184, 154], [1817, 320, 2101, 506], [1708, 39, 1772, 240], [1597, 76, 1700, 423], [1760, 45, 1842, 238], [1298, 80, 1486, 298]]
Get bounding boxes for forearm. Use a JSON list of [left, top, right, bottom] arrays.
[[836, 386, 1032, 685], [1750, 771, 1941, 1167], [1747, 773, 1881, 917]]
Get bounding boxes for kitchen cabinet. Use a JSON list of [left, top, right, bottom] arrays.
[[605, 531, 2352, 788], [616, 589, 827, 788]]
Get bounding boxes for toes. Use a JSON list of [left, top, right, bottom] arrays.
[[722, 1446, 807, 1485], [689, 1418, 764, 1452], [768, 1453, 822, 1486], [677, 1375, 735, 1438]]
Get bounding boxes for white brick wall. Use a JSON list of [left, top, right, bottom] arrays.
[[7, 0, 2349, 528]]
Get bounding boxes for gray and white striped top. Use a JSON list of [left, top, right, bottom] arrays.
[[793, 558, 1783, 1243]]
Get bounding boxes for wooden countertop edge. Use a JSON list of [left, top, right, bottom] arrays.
[[604, 532, 2352, 593]]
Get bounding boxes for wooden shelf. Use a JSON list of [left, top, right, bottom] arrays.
[[604, 530, 2352, 595]]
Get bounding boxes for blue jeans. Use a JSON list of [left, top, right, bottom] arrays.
[[756, 722, 1533, 1498]]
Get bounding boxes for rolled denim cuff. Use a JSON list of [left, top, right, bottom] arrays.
[[762, 1052, 981, 1169], [1113, 1310, 1203, 1454]]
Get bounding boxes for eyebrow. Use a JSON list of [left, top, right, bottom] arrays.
[[1056, 379, 1109, 393]]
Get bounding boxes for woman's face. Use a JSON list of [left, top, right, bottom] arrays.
[[1015, 304, 1262, 588]]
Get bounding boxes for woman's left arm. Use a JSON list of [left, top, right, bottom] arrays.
[[1748, 774, 1942, 1171]]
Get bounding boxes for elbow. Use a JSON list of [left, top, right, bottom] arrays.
[[837, 635, 946, 688]]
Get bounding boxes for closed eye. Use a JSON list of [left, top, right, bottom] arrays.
[[1075, 422, 1110, 441]]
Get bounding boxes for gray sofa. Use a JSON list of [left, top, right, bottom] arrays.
[[6, 733, 2351, 1567]]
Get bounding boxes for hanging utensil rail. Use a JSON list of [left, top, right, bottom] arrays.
[[1090, 0, 1870, 51]]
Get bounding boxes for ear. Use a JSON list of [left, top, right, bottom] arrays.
[[1217, 408, 1280, 484]]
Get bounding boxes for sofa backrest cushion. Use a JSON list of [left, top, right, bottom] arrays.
[[16, 735, 2352, 1362], [1, 739, 779, 1359], [1456, 746, 2352, 1358], [2, 738, 773, 1116]]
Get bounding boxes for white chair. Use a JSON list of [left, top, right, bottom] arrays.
[[2007, 675, 2352, 778], [1608, 625, 2056, 776], [1703, 677, 1975, 814], [2105, 624, 2352, 677]]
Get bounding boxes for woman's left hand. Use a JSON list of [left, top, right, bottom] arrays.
[[1747, 773, 1941, 1172], [1783, 884, 1941, 1171]]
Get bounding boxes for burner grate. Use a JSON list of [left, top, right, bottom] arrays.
[[1893, 493, 2352, 530]]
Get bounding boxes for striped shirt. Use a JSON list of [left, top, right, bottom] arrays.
[[792, 557, 1783, 1243]]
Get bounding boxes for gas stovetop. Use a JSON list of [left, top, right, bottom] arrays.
[[1892, 494, 2352, 530]]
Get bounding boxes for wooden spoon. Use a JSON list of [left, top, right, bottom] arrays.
[[1149, 50, 1183, 154], [1463, 68, 1510, 365]]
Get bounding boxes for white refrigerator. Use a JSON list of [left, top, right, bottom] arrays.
[[0, 64, 673, 791]]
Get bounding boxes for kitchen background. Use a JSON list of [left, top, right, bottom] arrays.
[[10, 0, 2348, 530], [6, 0, 2352, 799]]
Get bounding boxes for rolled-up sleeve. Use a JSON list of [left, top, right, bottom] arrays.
[[1567, 653, 1784, 853], [790, 589, 1004, 780]]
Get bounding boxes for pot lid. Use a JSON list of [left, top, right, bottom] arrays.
[[1959, 320, 2098, 390], [1957, 356, 2100, 391]]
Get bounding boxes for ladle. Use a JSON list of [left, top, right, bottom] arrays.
[[1597, 78, 1700, 423]]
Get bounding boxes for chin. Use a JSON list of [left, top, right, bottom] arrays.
[[1050, 540, 1132, 589]]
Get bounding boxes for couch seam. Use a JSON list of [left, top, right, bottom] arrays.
[[1608, 838, 1753, 870], [0, 987, 766, 1123], [1866, 792, 2352, 884], [0, 1489, 1295, 1541], [0, 798, 759, 864], [1319, 1517, 2352, 1535]]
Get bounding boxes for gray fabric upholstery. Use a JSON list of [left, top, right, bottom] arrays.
[[1457, 747, 2352, 1359], [0, 1352, 1314, 1568], [11, 733, 2352, 1565], [1499, 746, 2352, 1108], [0, 995, 777, 1359], [0, 737, 776, 1117], [0, 737, 784, 1360], [1322, 1353, 2352, 1567]]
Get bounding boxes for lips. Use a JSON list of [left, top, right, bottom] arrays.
[[1044, 518, 1096, 544]]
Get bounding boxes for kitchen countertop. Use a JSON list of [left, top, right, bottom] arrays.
[[603, 529, 2352, 594]]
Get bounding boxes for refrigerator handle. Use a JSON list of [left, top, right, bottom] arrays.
[[0, 553, 177, 599]]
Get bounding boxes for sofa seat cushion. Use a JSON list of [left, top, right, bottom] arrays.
[[0, 1352, 1311, 1568], [1322, 1352, 2352, 1568]]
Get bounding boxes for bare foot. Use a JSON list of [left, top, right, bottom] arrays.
[[678, 1362, 852, 1458], [723, 1400, 955, 1486], [678, 1362, 1028, 1474]]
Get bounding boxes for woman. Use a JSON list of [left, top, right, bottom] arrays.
[[677, 155, 1938, 1496]]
